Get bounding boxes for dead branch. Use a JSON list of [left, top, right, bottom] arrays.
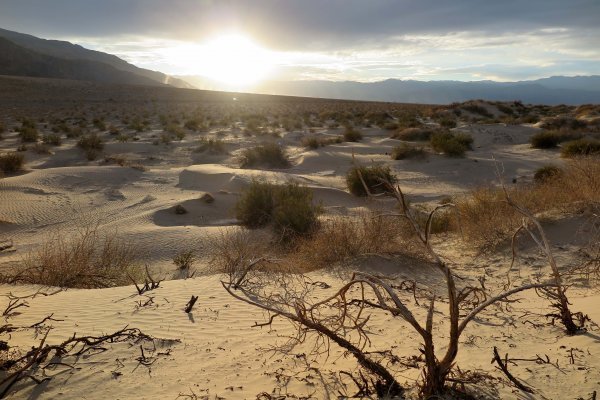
[[491, 346, 534, 393], [184, 295, 198, 313]]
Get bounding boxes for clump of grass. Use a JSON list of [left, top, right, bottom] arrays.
[[534, 165, 563, 183], [19, 126, 39, 143], [240, 143, 290, 169], [3, 227, 140, 288], [391, 143, 427, 160], [78, 133, 104, 160], [42, 134, 62, 146], [0, 152, 24, 174], [561, 138, 600, 157], [453, 158, 599, 249], [343, 126, 363, 142], [346, 165, 397, 196], [291, 213, 420, 270], [392, 127, 436, 141], [301, 135, 343, 149], [195, 138, 227, 154], [530, 130, 581, 149], [235, 180, 321, 241], [430, 132, 473, 157]]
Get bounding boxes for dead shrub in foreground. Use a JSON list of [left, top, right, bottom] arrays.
[[2, 227, 140, 288]]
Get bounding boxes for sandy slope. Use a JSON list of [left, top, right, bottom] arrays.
[[1, 117, 598, 399]]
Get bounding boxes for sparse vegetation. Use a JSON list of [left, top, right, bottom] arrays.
[[235, 180, 320, 241], [430, 131, 473, 157], [2, 227, 140, 288], [530, 130, 581, 149], [534, 165, 563, 183], [561, 138, 600, 157], [346, 165, 396, 196], [390, 143, 427, 160], [239, 143, 290, 168], [0, 152, 25, 174], [343, 126, 363, 142], [194, 138, 227, 154], [42, 133, 62, 146]]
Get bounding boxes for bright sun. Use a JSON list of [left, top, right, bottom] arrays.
[[167, 34, 274, 87]]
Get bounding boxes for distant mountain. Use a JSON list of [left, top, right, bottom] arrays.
[[249, 77, 600, 105], [0, 28, 193, 88]]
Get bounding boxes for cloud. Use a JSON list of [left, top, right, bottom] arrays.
[[1, 1, 598, 82]]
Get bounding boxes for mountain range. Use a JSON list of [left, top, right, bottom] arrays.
[[1, 27, 599, 105], [0, 28, 192, 88]]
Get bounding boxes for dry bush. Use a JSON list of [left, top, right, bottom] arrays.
[[390, 143, 427, 160], [0, 153, 24, 174], [207, 228, 279, 274], [291, 212, 422, 270], [454, 157, 600, 249], [2, 227, 141, 288], [239, 143, 290, 169]]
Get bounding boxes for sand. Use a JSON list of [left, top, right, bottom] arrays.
[[1, 81, 598, 399]]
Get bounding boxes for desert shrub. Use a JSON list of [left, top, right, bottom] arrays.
[[391, 143, 427, 160], [78, 133, 104, 151], [0, 152, 24, 174], [173, 250, 196, 270], [454, 158, 599, 249], [454, 132, 474, 149], [541, 116, 587, 131], [42, 133, 62, 146], [534, 165, 563, 183], [301, 136, 320, 149], [561, 138, 600, 157], [235, 180, 320, 240], [343, 126, 363, 142], [93, 118, 106, 131], [166, 124, 186, 140], [240, 143, 290, 169], [184, 118, 203, 132], [430, 132, 471, 157], [463, 103, 493, 118], [530, 130, 581, 149], [195, 138, 227, 154], [3, 227, 140, 288], [78, 133, 103, 160], [346, 165, 397, 196], [439, 118, 457, 128], [291, 213, 421, 270], [32, 143, 51, 154], [208, 228, 274, 274], [19, 126, 39, 142], [392, 127, 435, 141]]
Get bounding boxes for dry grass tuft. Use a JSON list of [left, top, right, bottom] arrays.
[[2, 226, 141, 288], [453, 157, 600, 249]]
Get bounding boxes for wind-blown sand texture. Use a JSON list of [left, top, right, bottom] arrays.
[[1, 76, 599, 399]]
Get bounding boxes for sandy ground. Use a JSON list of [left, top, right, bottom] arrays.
[[1, 86, 598, 399]]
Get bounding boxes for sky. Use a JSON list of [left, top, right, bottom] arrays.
[[1, 0, 599, 88]]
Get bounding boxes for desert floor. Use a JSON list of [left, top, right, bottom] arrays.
[[0, 78, 599, 399]]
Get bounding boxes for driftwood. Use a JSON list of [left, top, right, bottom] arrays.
[[129, 266, 161, 295]]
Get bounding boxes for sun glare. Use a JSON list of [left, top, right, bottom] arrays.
[[167, 34, 275, 87]]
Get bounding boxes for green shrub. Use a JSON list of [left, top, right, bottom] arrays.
[[346, 165, 397, 196], [430, 132, 471, 157], [534, 165, 563, 183], [0, 152, 25, 174], [391, 143, 427, 160], [561, 138, 600, 157], [240, 143, 290, 169], [42, 134, 62, 146], [195, 138, 227, 154], [343, 126, 363, 142], [236, 180, 320, 240], [19, 126, 39, 142]]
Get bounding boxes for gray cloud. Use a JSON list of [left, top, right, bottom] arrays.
[[1, 0, 599, 51]]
